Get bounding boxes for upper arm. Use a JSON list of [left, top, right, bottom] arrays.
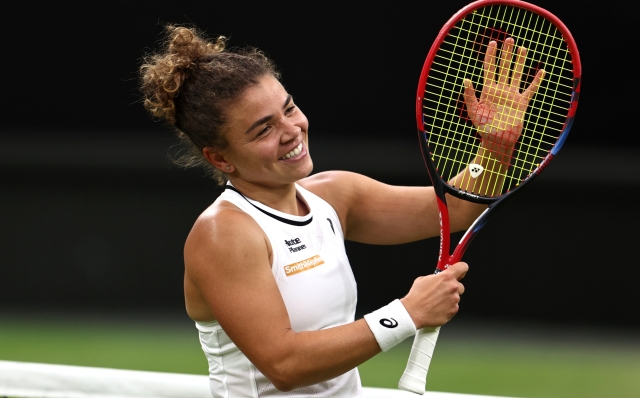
[[184, 208, 294, 374], [301, 171, 483, 245], [301, 172, 439, 244]]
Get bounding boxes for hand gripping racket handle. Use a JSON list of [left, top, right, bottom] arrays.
[[398, 326, 440, 394]]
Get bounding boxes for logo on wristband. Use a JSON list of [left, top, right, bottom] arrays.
[[379, 318, 398, 328]]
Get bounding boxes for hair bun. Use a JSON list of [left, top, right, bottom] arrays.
[[168, 26, 226, 63], [140, 26, 226, 124]]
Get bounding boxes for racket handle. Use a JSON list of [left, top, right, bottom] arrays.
[[398, 326, 441, 394]]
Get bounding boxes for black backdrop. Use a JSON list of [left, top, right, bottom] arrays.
[[1, 0, 638, 328], [2, 0, 637, 147]]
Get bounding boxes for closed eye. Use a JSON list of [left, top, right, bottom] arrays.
[[257, 125, 272, 137], [285, 104, 297, 115]]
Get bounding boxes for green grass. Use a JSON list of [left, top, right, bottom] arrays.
[[360, 336, 640, 398], [1, 316, 639, 397], [0, 316, 208, 375]]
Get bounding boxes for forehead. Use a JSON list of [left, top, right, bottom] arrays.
[[225, 75, 287, 123]]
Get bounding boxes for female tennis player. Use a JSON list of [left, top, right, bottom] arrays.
[[140, 26, 538, 397]]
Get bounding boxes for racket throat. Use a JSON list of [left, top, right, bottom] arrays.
[[436, 202, 453, 272], [437, 205, 492, 273]]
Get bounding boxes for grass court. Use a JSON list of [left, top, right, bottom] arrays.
[[1, 315, 638, 397]]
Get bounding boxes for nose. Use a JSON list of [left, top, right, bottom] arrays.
[[280, 119, 301, 143]]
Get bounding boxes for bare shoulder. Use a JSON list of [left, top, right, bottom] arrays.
[[187, 201, 255, 247], [299, 170, 370, 206], [300, 170, 392, 194], [300, 170, 396, 209], [184, 199, 273, 321], [299, 171, 358, 226], [298, 170, 343, 199], [184, 200, 270, 276]]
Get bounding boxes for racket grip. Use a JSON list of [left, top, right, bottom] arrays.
[[398, 326, 441, 394]]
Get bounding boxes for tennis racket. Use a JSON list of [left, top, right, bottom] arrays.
[[398, 0, 581, 394]]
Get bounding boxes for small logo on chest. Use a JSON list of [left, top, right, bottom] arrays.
[[284, 237, 307, 253]]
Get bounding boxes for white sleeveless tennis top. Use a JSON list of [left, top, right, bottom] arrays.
[[195, 183, 362, 397]]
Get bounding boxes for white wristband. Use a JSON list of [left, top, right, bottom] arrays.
[[364, 299, 417, 352]]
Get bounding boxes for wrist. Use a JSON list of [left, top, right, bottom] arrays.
[[364, 299, 417, 352], [478, 144, 515, 165]]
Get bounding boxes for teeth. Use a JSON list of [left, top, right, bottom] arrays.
[[281, 143, 303, 160]]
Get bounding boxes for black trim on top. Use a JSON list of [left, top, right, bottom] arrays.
[[225, 185, 313, 227]]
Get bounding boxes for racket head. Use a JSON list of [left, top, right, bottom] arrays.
[[416, 0, 581, 205]]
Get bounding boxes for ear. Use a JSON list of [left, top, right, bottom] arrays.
[[203, 147, 234, 173]]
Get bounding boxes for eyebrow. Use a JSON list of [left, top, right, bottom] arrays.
[[244, 94, 293, 135]]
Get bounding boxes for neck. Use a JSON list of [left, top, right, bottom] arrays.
[[228, 179, 308, 216]]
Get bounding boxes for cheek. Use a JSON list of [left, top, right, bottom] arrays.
[[251, 137, 280, 163], [256, 146, 276, 161]]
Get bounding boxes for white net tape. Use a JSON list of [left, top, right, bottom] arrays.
[[0, 360, 510, 398]]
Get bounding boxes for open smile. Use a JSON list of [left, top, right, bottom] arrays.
[[279, 142, 305, 161]]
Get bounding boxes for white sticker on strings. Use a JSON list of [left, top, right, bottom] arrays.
[[469, 163, 484, 178]]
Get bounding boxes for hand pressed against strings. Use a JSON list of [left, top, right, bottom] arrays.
[[463, 37, 545, 152], [450, 37, 545, 196]]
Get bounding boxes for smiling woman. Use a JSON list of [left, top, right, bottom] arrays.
[[140, 25, 478, 398], [200, 77, 313, 191]]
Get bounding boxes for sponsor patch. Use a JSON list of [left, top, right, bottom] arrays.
[[284, 255, 325, 276]]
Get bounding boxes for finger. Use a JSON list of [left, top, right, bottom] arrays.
[[522, 68, 546, 104], [483, 41, 497, 85], [458, 282, 465, 295], [445, 261, 469, 280], [511, 46, 527, 90], [463, 78, 478, 117], [498, 37, 515, 85]]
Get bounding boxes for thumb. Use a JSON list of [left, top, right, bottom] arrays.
[[446, 261, 469, 280]]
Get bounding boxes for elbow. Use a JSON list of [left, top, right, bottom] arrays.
[[260, 356, 309, 392], [262, 362, 298, 392], [252, 332, 322, 391], [271, 379, 295, 393]]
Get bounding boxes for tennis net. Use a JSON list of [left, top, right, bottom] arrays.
[[0, 360, 509, 398]]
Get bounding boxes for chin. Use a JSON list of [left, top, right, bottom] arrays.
[[285, 157, 311, 183], [299, 156, 314, 178]]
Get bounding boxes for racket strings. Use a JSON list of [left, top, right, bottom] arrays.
[[422, 4, 575, 197], [457, 16, 572, 68], [422, 94, 566, 143], [431, 140, 549, 175], [426, 59, 574, 106], [428, 40, 574, 89]]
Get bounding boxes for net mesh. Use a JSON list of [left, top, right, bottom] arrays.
[[422, 4, 576, 197], [0, 360, 507, 398]]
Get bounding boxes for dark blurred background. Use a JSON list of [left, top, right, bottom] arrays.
[[1, 0, 638, 329]]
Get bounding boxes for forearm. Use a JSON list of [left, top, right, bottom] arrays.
[[265, 319, 380, 390]]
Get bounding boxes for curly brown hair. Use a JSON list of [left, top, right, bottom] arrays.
[[140, 25, 280, 184]]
